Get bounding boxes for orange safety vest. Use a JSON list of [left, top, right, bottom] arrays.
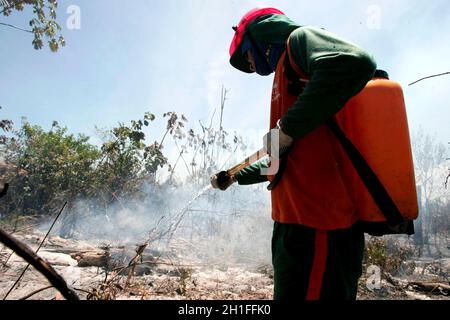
[[269, 48, 418, 232]]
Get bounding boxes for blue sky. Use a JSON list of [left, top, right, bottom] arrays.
[[1, 0, 449, 159]]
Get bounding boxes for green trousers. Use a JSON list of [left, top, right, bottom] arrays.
[[272, 222, 365, 300]]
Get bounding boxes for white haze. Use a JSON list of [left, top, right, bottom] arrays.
[[42, 179, 274, 267]]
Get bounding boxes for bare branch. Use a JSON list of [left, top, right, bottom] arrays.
[[19, 285, 53, 300], [0, 228, 79, 300], [445, 171, 450, 189], [173, 138, 191, 176], [409, 72, 450, 86], [3, 202, 68, 300], [0, 21, 32, 33]]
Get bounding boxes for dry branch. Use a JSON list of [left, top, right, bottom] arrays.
[[0, 228, 79, 300], [19, 285, 53, 300], [384, 272, 449, 296], [407, 281, 450, 296], [1, 251, 14, 268], [446, 171, 450, 189], [125, 244, 148, 287], [3, 202, 67, 299], [409, 72, 450, 86], [0, 22, 33, 33]]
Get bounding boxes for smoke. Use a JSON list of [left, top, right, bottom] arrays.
[[41, 179, 273, 267]]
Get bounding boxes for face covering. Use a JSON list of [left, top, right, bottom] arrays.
[[241, 36, 285, 76]]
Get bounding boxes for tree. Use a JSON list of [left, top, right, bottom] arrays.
[[1, 120, 100, 216], [1, 0, 65, 52], [95, 112, 168, 200], [412, 129, 447, 203], [411, 128, 448, 255], [0, 112, 183, 221]]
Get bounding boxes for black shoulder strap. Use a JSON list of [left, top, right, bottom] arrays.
[[326, 118, 412, 233]]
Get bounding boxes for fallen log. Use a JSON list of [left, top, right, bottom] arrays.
[[407, 281, 450, 296], [0, 228, 79, 300], [70, 250, 111, 268], [384, 272, 449, 296]]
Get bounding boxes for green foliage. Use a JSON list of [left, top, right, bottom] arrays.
[[96, 112, 167, 198], [1, 0, 65, 52], [3, 120, 100, 215], [0, 106, 13, 144], [0, 104, 249, 241], [0, 111, 193, 218]]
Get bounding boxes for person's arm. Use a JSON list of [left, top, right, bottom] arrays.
[[280, 26, 377, 139], [234, 159, 269, 185]]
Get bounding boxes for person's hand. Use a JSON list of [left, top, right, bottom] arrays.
[[263, 119, 294, 159], [210, 171, 236, 191]]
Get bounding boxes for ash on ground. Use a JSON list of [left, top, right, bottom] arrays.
[[0, 230, 448, 300]]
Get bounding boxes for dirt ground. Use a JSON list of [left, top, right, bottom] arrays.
[[0, 230, 448, 300]]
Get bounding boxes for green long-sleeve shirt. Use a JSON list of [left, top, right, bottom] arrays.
[[234, 158, 269, 185], [235, 26, 377, 186]]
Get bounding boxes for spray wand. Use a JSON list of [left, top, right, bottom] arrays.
[[226, 148, 267, 176]]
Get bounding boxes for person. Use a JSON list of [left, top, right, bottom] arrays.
[[210, 7, 378, 300]]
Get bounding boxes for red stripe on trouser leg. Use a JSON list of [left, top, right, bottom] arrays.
[[306, 230, 328, 300]]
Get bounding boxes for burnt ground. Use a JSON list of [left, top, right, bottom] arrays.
[[0, 230, 448, 300]]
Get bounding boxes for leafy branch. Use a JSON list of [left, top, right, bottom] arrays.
[[1, 0, 65, 52]]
